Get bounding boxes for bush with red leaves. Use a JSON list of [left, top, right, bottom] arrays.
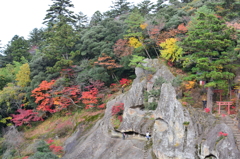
[[11, 109, 43, 126], [111, 103, 124, 116]]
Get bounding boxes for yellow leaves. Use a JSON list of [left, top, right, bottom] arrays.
[[128, 37, 142, 48], [140, 23, 148, 30], [160, 38, 182, 62], [184, 81, 196, 90], [16, 63, 31, 87], [216, 65, 223, 72], [0, 117, 13, 126]]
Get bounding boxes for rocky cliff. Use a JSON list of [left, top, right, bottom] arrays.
[[62, 59, 240, 159]]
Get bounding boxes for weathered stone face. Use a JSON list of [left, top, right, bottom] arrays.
[[152, 83, 196, 159], [62, 59, 240, 159]]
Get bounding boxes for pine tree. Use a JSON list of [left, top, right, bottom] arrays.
[[3, 35, 30, 64], [43, 22, 79, 61], [181, 6, 237, 112], [104, 0, 131, 18], [43, 0, 76, 26]]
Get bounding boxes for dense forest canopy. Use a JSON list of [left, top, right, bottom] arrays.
[[0, 0, 240, 132]]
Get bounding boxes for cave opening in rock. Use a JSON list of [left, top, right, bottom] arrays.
[[204, 154, 217, 159]]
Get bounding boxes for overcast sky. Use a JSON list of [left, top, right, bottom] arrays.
[[0, 0, 157, 47]]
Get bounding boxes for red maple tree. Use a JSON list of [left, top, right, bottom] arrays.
[[81, 88, 99, 109], [11, 109, 43, 126], [31, 80, 81, 113]]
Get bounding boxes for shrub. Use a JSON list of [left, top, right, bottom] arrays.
[[111, 103, 124, 116], [11, 109, 43, 126]]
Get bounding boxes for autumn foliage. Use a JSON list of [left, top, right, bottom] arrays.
[[81, 88, 99, 109], [119, 78, 132, 86], [157, 23, 188, 45], [111, 103, 124, 116], [94, 53, 122, 69], [46, 138, 64, 155], [31, 80, 81, 113], [218, 131, 228, 137], [11, 109, 43, 126], [113, 39, 133, 58]]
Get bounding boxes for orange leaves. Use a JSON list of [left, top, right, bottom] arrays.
[[31, 80, 55, 105], [140, 23, 148, 30], [184, 81, 195, 90], [177, 23, 188, 32], [157, 23, 188, 45], [81, 88, 99, 109], [113, 39, 133, 58], [94, 53, 122, 69], [31, 80, 81, 113]]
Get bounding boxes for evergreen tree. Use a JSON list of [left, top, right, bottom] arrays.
[[80, 20, 124, 59], [136, 0, 155, 16], [28, 28, 45, 46], [73, 11, 88, 31], [43, 22, 79, 61], [3, 35, 30, 64], [104, 0, 131, 18], [89, 11, 103, 27], [181, 6, 237, 112], [43, 0, 76, 26]]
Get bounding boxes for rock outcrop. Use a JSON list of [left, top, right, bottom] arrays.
[[62, 59, 240, 159]]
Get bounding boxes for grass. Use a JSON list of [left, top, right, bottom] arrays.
[[23, 109, 104, 144]]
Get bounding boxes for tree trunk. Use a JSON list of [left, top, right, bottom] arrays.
[[207, 86, 214, 113]]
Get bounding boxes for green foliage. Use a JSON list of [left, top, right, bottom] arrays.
[[89, 11, 103, 27], [43, 22, 79, 61], [16, 63, 31, 87], [0, 116, 12, 126], [0, 138, 7, 158], [181, 6, 237, 89], [0, 75, 10, 90], [128, 55, 146, 68], [136, 0, 155, 16], [171, 76, 183, 87], [43, 0, 76, 26], [28, 28, 45, 46], [154, 76, 167, 87], [0, 83, 22, 115], [79, 21, 124, 59], [3, 35, 31, 64], [145, 102, 158, 110], [182, 91, 194, 105], [105, 0, 131, 18], [46, 59, 73, 73], [28, 140, 58, 159], [36, 140, 51, 152], [28, 152, 59, 159], [77, 65, 110, 85], [148, 89, 161, 98], [183, 121, 190, 125], [111, 117, 121, 129]]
